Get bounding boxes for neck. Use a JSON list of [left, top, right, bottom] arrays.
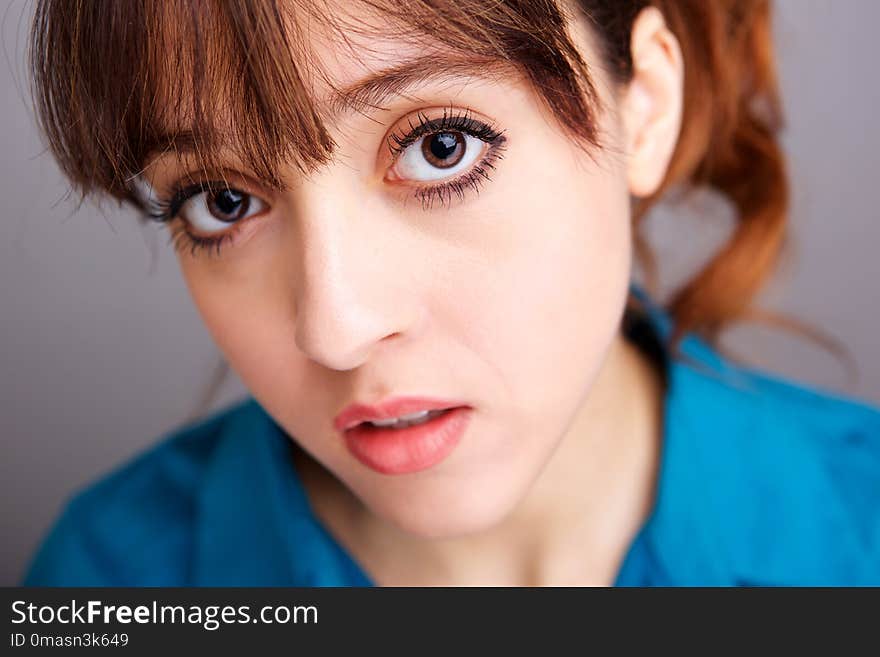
[[296, 329, 665, 586]]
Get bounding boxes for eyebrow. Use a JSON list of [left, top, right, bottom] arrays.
[[323, 53, 519, 121]]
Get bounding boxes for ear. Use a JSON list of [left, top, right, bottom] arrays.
[[621, 7, 684, 198]]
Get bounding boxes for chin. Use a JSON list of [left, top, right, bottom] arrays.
[[362, 475, 528, 541]]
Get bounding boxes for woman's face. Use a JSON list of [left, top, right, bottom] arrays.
[[144, 7, 634, 538]]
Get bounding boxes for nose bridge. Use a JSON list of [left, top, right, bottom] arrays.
[[291, 176, 413, 371]]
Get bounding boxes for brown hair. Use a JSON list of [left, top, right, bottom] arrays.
[[28, 0, 847, 369]]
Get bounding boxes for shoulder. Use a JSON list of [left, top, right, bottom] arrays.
[[665, 336, 880, 585], [674, 337, 880, 448], [22, 398, 263, 586]]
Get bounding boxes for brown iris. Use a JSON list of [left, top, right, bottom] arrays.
[[421, 132, 466, 169], [207, 189, 250, 222]]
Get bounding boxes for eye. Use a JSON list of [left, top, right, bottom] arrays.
[[391, 131, 485, 182], [180, 187, 267, 235]]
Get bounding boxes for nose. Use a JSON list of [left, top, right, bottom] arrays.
[[289, 175, 421, 371]]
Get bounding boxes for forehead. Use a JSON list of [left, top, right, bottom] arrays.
[[255, 0, 525, 124]]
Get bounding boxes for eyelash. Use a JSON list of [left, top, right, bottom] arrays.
[[145, 108, 508, 257], [386, 107, 508, 211], [144, 181, 245, 258]]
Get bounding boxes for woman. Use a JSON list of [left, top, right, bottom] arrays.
[[22, 0, 879, 586]]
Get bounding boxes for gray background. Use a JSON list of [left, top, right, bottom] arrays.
[[2, 0, 878, 585]]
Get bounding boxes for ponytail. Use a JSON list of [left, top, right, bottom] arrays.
[[641, 1, 788, 349], [587, 0, 849, 374]]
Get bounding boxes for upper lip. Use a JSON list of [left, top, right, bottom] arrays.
[[333, 396, 468, 432]]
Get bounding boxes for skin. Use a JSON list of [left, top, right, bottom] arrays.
[[143, 5, 684, 585]]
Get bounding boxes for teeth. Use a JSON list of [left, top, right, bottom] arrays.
[[366, 409, 446, 429], [369, 417, 407, 427], [399, 410, 431, 421]]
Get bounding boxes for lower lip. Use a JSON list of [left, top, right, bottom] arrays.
[[342, 407, 472, 475]]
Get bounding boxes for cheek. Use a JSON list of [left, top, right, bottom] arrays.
[[178, 258, 332, 434], [441, 147, 633, 452]]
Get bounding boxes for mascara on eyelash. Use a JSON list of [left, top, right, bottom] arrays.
[[387, 107, 507, 155], [412, 140, 507, 211], [143, 180, 237, 223]]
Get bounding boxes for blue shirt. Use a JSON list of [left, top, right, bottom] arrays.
[[22, 284, 880, 586]]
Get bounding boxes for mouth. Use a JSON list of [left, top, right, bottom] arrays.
[[362, 405, 465, 427], [333, 396, 470, 432], [340, 406, 473, 475]]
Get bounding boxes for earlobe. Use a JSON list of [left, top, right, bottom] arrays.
[[622, 7, 684, 198]]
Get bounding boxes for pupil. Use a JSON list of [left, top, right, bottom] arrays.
[[210, 189, 246, 221], [430, 132, 459, 160]]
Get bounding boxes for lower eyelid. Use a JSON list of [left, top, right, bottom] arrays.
[[408, 143, 506, 210], [180, 191, 269, 228], [181, 201, 271, 247], [386, 138, 493, 185]]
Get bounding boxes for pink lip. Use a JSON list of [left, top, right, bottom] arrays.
[[341, 406, 473, 475], [333, 396, 473, 475], [333, 396, 469, 432]]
